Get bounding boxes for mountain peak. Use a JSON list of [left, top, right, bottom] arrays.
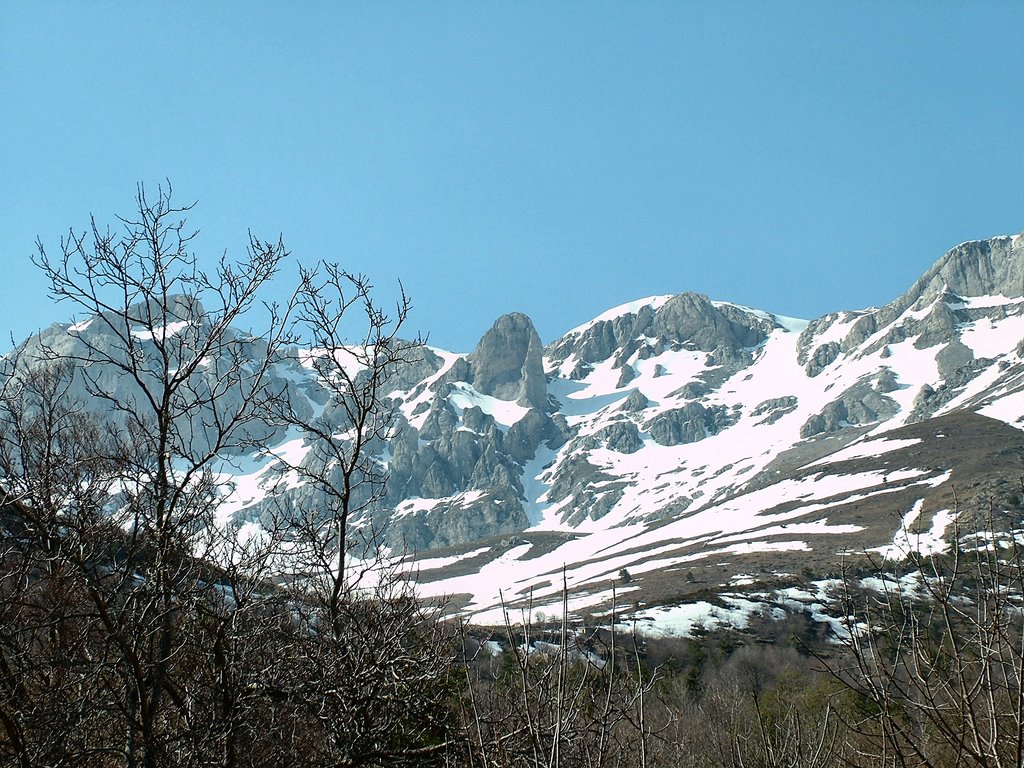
[[13, 228, 1024, 634], [909, 233, 1024, 306], [650, 291, 774, 351], [467, 312, 546, 409]]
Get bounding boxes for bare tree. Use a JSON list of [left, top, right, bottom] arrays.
[[246, 261, 467, 765], [457, 582, 666, 768], [829, 507, 1024, 768], [0, 356, 128, 767], [0, 183, 465, 767], [261, 262, 419, 614], [2, 183, 297, 768], [687, 644, 842, 768]]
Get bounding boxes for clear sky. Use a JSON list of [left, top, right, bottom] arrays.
[[2, 2, 1023, 352]]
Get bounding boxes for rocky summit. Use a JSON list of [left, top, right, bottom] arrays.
[[13, 232, 1024, 629]]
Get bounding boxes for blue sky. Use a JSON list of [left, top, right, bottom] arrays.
[[2, 3, 1023, 352]]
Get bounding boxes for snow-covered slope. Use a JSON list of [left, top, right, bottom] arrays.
[[397, 233, 1024, 623], [12, 232, 1024, 630]]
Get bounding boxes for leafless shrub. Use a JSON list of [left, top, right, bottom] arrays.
[[829, 505, 1024, 767], [0, 185, 455, 767]]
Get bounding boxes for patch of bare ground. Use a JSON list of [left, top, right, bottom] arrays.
[[418, 411, 1024, 625], [627, 412, 1024, 609], [411, 530, 579, 583]]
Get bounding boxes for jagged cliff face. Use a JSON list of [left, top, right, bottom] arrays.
[[11, 232, 1024, 624], [359, 232, 1024, 622], [372, 290, 791, 547], [376, 231, 1024, 555]]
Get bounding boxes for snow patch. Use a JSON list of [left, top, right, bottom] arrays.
[[447, 382, 531, 428], [130, 320, 188, 341], [564, 295, 674, 337], [871, 499, 955, 560]]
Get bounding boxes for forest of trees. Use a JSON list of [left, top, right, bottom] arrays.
[[1, 187, 1023, 767]]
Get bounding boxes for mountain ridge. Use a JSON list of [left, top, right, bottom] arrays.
[[9, 231, 1024, 631]]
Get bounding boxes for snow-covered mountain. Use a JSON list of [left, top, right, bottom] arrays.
[[14, 233, 1024, 630], [397, 233, 1024, 625]]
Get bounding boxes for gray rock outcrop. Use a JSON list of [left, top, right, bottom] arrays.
[[814, 236, 1024, 358], [398, 489, 530, 551], [805, 342, 841, 377], [910, 236, 1024, 305], [468, 313, 547, 409], [800, 381, 899, 438], [650, 293, 771, 351], [621, 389, 649, 412], [752, 396, 799, 425], [581, 421, 645, 454], [645, 403, 738, 446], [546, 292, 774, 371]]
